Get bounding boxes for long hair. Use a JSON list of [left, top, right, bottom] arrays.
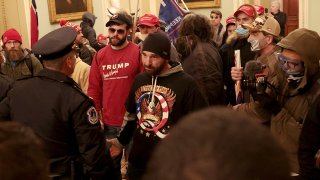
[[179, 12, 213, 42]]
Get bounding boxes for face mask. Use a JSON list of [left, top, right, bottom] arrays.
[[248, 39, 261, 52], [279, 62, 304, 83], [235, 26, 249, 37]]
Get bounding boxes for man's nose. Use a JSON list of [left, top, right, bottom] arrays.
[[144, 58, 151, 66]]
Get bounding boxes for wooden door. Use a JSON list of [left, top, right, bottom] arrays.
[[283, 0, 299, 35]]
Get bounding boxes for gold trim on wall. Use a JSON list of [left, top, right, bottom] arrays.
[[48, 0, 93, 24], [180, 0, 221, 9]]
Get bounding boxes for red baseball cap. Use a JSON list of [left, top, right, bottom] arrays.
[[234, 4, 257, 18], [138, 14, 160, 27], [97, 34, 108, 41], [60, 19, 82, 33], [226, 15, 236, 26], [254, 5, 265, 15]]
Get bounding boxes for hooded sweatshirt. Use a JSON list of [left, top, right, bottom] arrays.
[[270, 28, 320, 173], [118, 62, 208, 169], [80, 12, 104, 51]]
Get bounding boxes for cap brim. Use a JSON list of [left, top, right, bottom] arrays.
[[138, 22, 157, 27], [234, 10, 252, 18], [241, 23, 255, 31], [106, 20, 125, 27]]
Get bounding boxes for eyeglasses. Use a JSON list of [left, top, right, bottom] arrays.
[[5, 41, 20, 47], [108, 27, 125, 35], [276, 53, 304, 69]]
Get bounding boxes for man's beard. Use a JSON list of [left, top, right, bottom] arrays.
[[144, 61, 166, 76], [109, 36, 127, 46], [5, 49, 25, 61]]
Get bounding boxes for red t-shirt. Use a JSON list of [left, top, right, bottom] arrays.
[[88, 42, 143, 126]]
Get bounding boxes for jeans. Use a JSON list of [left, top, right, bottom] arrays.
[[104, 125, 122, 180]]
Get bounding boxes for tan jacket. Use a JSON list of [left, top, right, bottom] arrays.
[[71, 58, 90, 94]]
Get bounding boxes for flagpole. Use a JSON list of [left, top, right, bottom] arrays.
[[131, 0, 140, 42], [179, 0, 189, 11]]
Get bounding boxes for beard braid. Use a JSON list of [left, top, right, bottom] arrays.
[[6, 48, 25, 61]]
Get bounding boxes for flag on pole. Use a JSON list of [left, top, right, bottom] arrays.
[[234, 50, 243, 104], [30, 0, 38, 48], [159, 0, 187, 42]]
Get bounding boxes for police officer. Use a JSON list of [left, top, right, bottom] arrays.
[[0, 27, 115, 179]]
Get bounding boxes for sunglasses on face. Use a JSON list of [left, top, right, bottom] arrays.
[[277, 53, 304, 69], [108, 27, 126, 35]]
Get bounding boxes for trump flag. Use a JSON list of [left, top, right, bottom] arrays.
[[159, 0, 187, 42]]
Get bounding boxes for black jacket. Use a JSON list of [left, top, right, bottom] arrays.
[[220, 38, 257, 104], [299, 92, 320, 180], [118, 63, 208, 171], [271, 11, 286, 37], [0, 69, 115, 179], [80, 22, 104, 51], [0, 73, 12, 101], [182, 41, 224, 105]]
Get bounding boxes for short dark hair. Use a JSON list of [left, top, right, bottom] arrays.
[[262, 31, 281, 43], [143, 107, 291, 180], [210, 9, 222, 18], [0, 122, 49, 180]]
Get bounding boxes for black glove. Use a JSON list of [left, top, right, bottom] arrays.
[[252, 92, 282, 115]]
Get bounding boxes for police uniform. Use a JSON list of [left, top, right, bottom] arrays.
[[0, 27, 115, 179]]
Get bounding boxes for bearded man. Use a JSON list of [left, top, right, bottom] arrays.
[[1, 28, 42, 80], [87, 11, 143, 180]]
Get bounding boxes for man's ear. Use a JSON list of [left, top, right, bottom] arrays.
[[267, 35, 273, 44], [65, 55, 73, 68]]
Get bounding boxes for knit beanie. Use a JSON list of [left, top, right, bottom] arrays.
[[60, 19, 82, 33], [2, 28, 22, 44], [142, 31, 171, 60]]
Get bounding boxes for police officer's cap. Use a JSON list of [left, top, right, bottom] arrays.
[[32, 27, 77, 60]]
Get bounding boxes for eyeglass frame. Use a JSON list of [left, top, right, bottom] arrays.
[[108, 27, 126, 35], [5, 40, 20, 47], [276, 52, 304, 69]]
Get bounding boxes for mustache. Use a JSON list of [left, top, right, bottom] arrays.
[[109, 36, 120, 40]]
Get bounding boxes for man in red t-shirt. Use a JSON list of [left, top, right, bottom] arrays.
[[88, 11, 142, 179]]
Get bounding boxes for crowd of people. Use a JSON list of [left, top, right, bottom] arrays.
[[0, 0, 320, 179]]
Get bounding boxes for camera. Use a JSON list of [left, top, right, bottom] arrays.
[[241, 74, 267, 94]]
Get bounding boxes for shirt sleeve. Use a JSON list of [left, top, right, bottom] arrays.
[[88, 53, 103, 111]]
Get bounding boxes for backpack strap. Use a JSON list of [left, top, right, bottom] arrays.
[[24, 49, 34, 76]]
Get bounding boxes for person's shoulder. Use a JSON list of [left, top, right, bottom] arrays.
[[0, 73, 13, 83], [173, 71, 197, 83], [128, 42, 140, 50], [76, 58, 90, 68]]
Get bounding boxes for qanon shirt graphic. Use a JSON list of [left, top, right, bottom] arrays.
[[135, 85, 176, 139]]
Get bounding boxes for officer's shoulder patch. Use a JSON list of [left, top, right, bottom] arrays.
[[87, 106, 98, 125]]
